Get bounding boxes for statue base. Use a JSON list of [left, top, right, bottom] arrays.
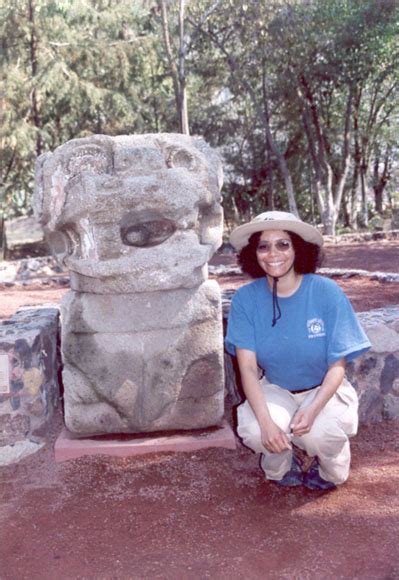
[[54, 421, 236, 463]]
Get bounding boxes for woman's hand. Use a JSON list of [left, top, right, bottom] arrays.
[[291, 359, 347, 437], [290, 406, 317, 436], [236, 348, 293, 454], [260, 420, 292, 453]]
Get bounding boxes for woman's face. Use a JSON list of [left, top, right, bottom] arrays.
[[256, 229, 295, 278]]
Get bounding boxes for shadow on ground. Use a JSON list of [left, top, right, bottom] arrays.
[[1, 407, 399, 580]]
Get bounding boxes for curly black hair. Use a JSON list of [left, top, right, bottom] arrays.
[[238, 231, 324, 278]]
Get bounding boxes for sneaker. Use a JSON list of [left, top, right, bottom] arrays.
[[303, 459, 336, 491], [266, 454, 303, 487]]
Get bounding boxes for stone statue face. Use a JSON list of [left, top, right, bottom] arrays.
[[34, 134, 225, 436], [35, 134, 223, 293]]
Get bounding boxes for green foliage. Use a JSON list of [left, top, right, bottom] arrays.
[[0, 0, 172, 217], [0, 0, 398, 229]]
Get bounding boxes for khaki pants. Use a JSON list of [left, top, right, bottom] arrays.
[[237, 378, 358, 485]]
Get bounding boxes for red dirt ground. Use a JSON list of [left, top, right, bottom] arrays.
[[1, 411, 399, 580], [1, 240, 399, 579]]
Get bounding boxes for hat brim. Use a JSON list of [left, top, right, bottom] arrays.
[[229, 219, 324, 250]]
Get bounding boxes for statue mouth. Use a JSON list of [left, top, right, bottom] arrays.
[[120, 213, 176, 248]]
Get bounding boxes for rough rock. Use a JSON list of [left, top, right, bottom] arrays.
[[34, 134, 225, 435], [0, 439, 44, 466], [382, 393, 399, 420], [0, 255, 66, 285], [34, 134, 223, 294], [61, 282, 224, 435], [365, 325, 399, 353], [61, 282, 221, 334], [3, 215, 48, 259]]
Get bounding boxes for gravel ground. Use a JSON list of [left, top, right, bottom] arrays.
[[1, 240, 399, 579]]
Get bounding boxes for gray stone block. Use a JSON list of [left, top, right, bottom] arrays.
[[366, 325, 399, 353], [34, 134, 223, 294], [383, 393, 399, 420], [62, 309, 224, 435], [34, 134, 225, 436], [61, 281, 221, 334]]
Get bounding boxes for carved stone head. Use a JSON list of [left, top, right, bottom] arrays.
[[34, 134, 223, 293]]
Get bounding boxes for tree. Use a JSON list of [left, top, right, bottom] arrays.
[[0, 0, 157, 217], [1, 0, 398, 228], [156, 0, 222, 135], [194, 0, 299, 217], [269, 0, 399, 233]]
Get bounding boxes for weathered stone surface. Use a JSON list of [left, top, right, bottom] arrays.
[[365, 325, 399, 353], [34, 134, 223, 294], [383, 393, 399, 420], [0, 439, 44, 466], [358, 388, 384, 424], [0, 413, 30, 445], [392, 378, 399, 395], [35, 134, 225, 435], [61, 282, 224, 435], [61, 281, 221, 334], [380, 354, 399, 394], [3, 215, 47, 259], [343, 310, 399, 422], [0, 307, 61, 446]]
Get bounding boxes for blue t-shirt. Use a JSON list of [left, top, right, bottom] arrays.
[[225, 274, 371, 391]]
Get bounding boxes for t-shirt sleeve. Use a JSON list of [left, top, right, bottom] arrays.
[[326, 289, 371, 365], [225, 289, 256, 356]]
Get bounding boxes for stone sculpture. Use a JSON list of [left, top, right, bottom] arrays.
[[34, 134, 225, 435]]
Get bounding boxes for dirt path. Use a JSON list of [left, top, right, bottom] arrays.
[[1, 409, 399, 579], [323, 240, 399, 272]]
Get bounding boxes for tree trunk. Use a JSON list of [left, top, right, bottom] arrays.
[[160, 0, 189, 134], [241, 64, 299, 215], [351, 96, 362, 231], [373, 151, 390, 214], [321, 186, 338, 235], [347, 163, 359, 229], [178, 0, 189, 134], [299, 79, 353, 235], [374, 183, 384, 215], [28, 0, 42, 157], [358, 161, 369, 228]]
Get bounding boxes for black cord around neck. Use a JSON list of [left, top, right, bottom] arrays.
[[271, 276, 282, 327]]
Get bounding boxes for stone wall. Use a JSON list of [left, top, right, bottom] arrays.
[[0, 307, 60, 464], [349, 306, 399, 422]]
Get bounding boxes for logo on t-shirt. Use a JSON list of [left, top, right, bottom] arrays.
[[307, 318, 326, 339]]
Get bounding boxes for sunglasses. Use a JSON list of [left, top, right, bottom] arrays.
[[256, 239, 293, 253]]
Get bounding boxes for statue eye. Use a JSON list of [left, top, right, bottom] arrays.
[[66, 145, 110, 176], [120, 218, 176, 247]]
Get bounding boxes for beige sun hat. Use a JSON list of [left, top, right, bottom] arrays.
[[229, 211, 324, 250]]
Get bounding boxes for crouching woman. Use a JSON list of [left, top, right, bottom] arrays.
[[226, 211, 371, 490]]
